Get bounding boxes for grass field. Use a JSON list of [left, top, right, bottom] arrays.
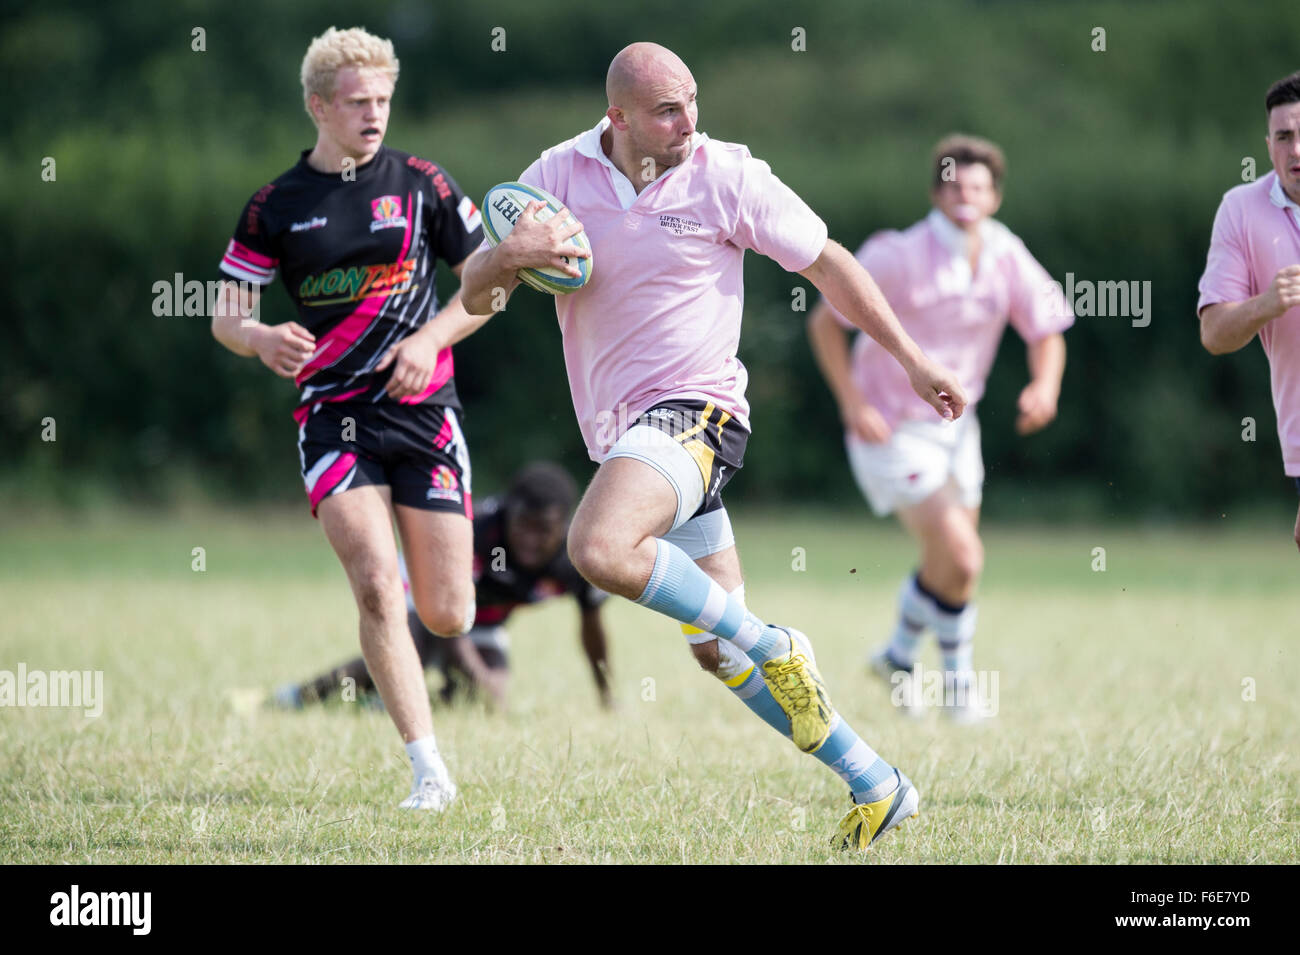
[[1, 509, 1296, 864]]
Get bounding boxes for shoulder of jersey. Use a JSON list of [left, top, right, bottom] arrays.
[[536, 128, 591, 163], [980, 217, 1022, 257], [697, 136, 745, 161], [864, 226, 905, 250], [1222, 172, 1272, 203]]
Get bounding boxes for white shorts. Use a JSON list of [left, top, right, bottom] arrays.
[[605, 423, 737, 559], [846, 412, 984, 516]]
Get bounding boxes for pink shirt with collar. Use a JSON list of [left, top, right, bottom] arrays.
[[824, 209, 1072, 430], [512, 117, 828, 460], [1198, 171, 1300, 475]]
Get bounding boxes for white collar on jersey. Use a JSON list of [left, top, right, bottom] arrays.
[[576, 116, 709, 210], [1269, 172, 1300, 225], [925, 206, 1009, 286], [927, 206, 994, 255]]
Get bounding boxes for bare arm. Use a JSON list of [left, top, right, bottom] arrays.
[[799, 240, 967, 420], [1016, 333, 1066, 436], [578, 606, 614, 710], [806, 301, 891, 443], [460, 246, 524, 317], [1200, 265, 1300, 354], [461, 200, 591, 315], [210, 281, 315, 378]]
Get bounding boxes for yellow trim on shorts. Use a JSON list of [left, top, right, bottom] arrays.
[[681, 438, 715, 488], [674, 401, 715, 443]]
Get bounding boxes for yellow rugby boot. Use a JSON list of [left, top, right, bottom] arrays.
[[761, 627, 833, 753], [833, 770, 921, 850]]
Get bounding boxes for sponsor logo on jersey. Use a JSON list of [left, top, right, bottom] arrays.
[[290, 216, 328, 232], [297, 258, 417, 305], [370, 195, 409, 233], [458, 195, 482, 234], [426, 464, 463, 503], [659, 215, 702, 235], [406, 156, 453, 199]]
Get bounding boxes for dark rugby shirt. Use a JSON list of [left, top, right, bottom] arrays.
[[471, 496, 607, 627], [219, 146, 483, 410]]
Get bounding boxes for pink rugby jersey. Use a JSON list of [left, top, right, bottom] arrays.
[[823, 209, 1073, 429], [515, 117, 828, 460], [1198, 171, 1300, 475]]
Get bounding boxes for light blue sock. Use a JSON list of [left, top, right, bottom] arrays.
[[722, 661, 793, 736], [815, 716, 897, 803], [638, 539, 789, 664], [708, 607, 897, 802]]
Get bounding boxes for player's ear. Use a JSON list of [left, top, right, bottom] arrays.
[[310, 93, 325, 124], [607, 105, 629, 131], [990, 189, 1003, 216]]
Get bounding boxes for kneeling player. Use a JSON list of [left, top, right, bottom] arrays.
[[275, 462, 613, 710], [808, 134, 1072, 721]]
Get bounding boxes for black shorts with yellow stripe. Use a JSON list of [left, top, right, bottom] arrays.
[[633, 399, 749, 519]]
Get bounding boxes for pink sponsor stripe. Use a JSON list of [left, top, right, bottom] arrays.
[[463, 491, 474, 521], [222, 252, 274, 277], [228, 239, 277, 269], [297, 193, 416, 385], [399, 349, 456, 406], [308, 452, 358, 513]]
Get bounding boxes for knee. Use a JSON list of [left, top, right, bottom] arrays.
[[355, 567, 402, 621], [567, 529, 620, 590], [689, 638, 720, 673], [950, 531, 984, 588], [415, 593, 476, 637]]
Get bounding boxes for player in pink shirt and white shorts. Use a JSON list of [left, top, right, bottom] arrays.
[[809, 135, 1072, 722], [461, 43, 968, 850], [1199, 70, 1300, 551]]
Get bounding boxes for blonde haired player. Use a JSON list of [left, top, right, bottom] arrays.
[[461, 43, 967, 849], [211, 27, 487, 810], [808, 134, 1071, 721]]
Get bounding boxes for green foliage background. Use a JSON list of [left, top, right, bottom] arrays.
[[4, 0, 1295, 518]]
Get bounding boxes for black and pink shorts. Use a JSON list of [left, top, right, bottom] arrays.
[[295, 398, 473, 519]]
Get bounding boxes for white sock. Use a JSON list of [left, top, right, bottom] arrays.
[[886, 575, 934, 668], [935, 603, 978, 677], [405, 735, 443, 782]]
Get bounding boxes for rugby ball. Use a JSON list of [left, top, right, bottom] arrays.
[[481, 181, 593, 294]]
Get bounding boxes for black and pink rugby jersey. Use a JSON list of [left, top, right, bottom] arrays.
[[218, 146, 483, 410]]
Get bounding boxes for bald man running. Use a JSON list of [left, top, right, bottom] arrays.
[[462, 43, 967, 850]]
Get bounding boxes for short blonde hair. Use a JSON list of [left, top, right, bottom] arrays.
[[300, 27, 399, 123]]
